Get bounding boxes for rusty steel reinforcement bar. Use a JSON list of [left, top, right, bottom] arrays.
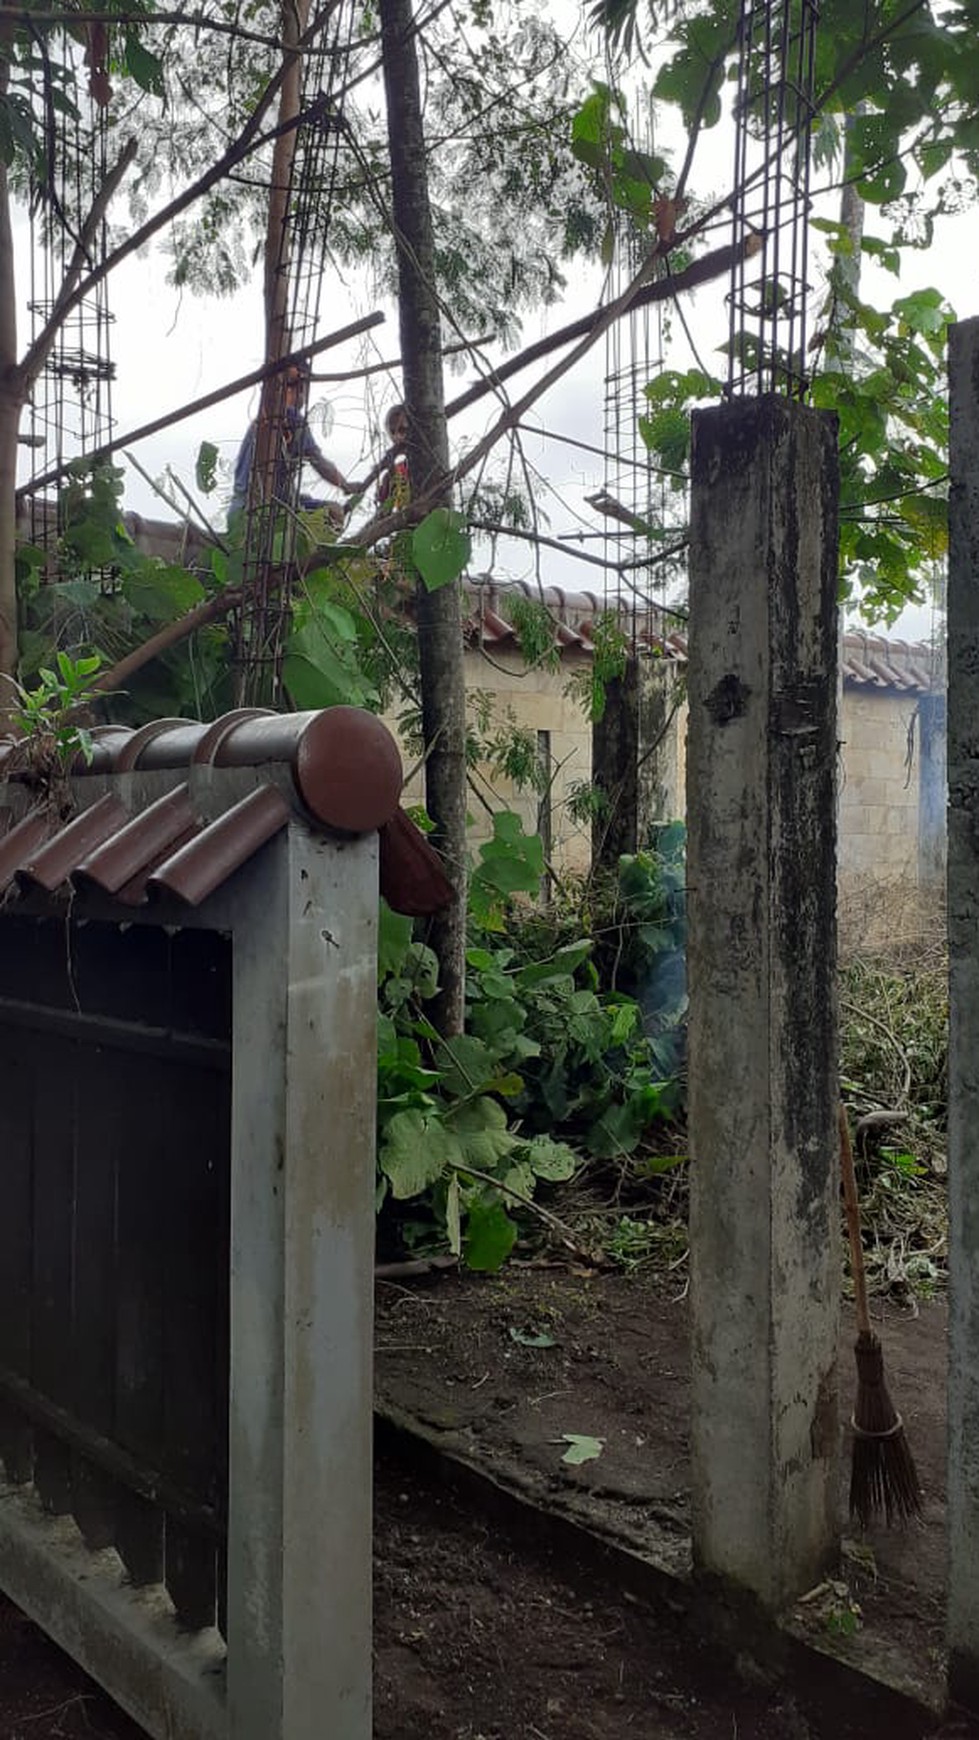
[[0, 1365, 224, 1537]]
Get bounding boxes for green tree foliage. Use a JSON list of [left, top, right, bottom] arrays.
[[86, 0, 604, 342]]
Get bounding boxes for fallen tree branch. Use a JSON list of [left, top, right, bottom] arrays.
[[352, 234, 762, 553], [55, 237, 756, 699], [441, 238, 758, 425]]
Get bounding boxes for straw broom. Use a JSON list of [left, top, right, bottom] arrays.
[[838, 1102, 923, 1529]]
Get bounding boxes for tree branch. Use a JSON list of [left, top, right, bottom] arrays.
[[0, 7, 309, 50], [442, 238, 756, 426], [353, 235, 757, 552], [90, 586, 242, 697]]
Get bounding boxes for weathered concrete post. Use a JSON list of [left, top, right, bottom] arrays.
[[687, 399, 840, 1606], [592, 658, 685, 871], [227, 824, 378, 1740], [918, 689, 947, 893], [946, 316, 979, 1712]]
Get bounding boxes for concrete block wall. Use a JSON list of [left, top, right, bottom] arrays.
[[85, 509, 936, 908], [395, 650, 933, 913], [387, 646, 594, 876], [838, 688, 921, 888]]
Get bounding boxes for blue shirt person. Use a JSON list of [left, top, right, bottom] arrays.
[[229, 364, 354, 524]]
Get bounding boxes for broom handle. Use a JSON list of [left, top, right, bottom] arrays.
[[838, 1102, 871, 1338]]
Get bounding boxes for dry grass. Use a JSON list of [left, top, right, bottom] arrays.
[[838, 874, 945, 967], [841, 942, 948, 1300]]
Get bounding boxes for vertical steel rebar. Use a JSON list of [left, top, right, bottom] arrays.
[[26, 32, 115, 565], [728, 0, 819, 399], [233, 5, 358, 709]]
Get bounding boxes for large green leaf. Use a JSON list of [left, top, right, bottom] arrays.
[[380, 1110, 459, 1199], [560, 1433, 604, 1466], [893, 287, 947, 337], [123, 566, 205, 623], [284, 591, 376, 709], [124, 29, 165, 96], [195, 441, 219, 495], [412, 508, 471, 592], [522, 1136, 578, 1182], [436, 1033, 497, 1097], [448, 1097, 516, 1172], [378, 899, 414, 979], [515, 941, 593, 989], [473, 812, 545, 898], [464, 1199, 517, 1272]]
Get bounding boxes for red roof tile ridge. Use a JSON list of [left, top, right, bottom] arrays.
[[147, 785, 291, 907]]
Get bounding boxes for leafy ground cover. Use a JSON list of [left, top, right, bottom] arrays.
[[840, 946, 949, 1300], [378, 811, 951, 1306], [376, 821, 690, 1272]]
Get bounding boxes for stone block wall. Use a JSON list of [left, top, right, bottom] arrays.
[[838, 688, 921, 885], [394, 648, 944, 941], [389, 646, 594, 876]]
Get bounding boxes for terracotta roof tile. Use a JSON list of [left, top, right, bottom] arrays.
[[0, 706, 452, 917], [17, 793, 130, 895], [0, 810, 56, 895], [463, 580, 940, 695], [147, 785, 290, 907], [74, 784, 200, 898]]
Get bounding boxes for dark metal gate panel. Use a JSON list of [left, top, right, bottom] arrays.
[[0, 915, 231, 1634]]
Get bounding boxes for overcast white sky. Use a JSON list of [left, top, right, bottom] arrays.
[[14, 29, 974, 648]]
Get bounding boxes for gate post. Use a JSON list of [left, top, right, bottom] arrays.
[[226, 824, 378, 1740], [687, 399, 840, 1606], [946, 316, 979, 1712]]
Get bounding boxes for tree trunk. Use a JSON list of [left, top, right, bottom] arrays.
[[264, 0, 308, 368], [836, 112, 866, 354], [380, 0, 467, 1036], [0, 37, 23, 684]]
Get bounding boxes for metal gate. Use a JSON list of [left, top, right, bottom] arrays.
[[0, 915, 231, 1633]]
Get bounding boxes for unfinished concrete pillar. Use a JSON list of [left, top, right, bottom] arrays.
[[638, 658, 685, 828], [592, 657, 685, 872], [946, 316, 979, 1712], [687, 398, 840, 1607], [592, 659, 640, 871], [227, 825, 377, 1740], [918, 688, 947, 892]]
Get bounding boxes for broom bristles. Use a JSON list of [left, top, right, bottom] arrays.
[[849, 1330, 923, 1530]]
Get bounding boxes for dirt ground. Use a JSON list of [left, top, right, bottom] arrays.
[[373, 1264, 962, 1729], [0, 1267, 973, 1739]]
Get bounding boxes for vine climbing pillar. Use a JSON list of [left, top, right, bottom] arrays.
[[686, 398, 841, 1607]]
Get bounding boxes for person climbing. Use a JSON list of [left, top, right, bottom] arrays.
[[229, 361, 357, 525], [376, 402, 410, 514]]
